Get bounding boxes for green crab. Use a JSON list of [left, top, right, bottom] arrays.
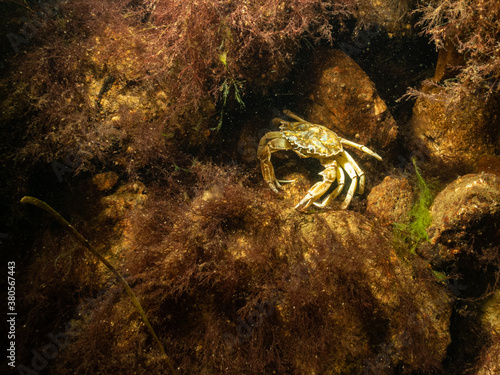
[[257, 110, 382, 211]]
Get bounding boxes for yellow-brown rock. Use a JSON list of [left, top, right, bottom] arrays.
[[366, 176, 414, 226], [426, 173, 500, 264], [92, 171, 119, 191], [476, 291, 500, 375], [298, 49, 398, 150], [410, 85, 497, 174]]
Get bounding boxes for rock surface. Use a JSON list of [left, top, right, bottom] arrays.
[[297, 49, 398, 150], [298, 211, 452, 372], [353, 0, 412, 33], [410, 85, 497, 175], [366, 175, 414, 225], [476, 291, 500, 375], [427, 173, 500, 257], [42, 165, 454, 374], [92, 171, 119, 191]]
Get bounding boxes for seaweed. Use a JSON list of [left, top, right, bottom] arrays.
[[11, 162, 452, 374], [1, 0, 358, 180], [394, 158, 433, 254], [20, 196, 176, 374], [410, 0, 500, 103]]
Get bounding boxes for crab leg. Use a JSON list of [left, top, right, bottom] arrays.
[[336, 155, 358, 209], [313, 163, 345, 208], [295, 161, 338, 211], [341, 139, 382, 161], [342, 149, 366, 195], [257, 132, 293, 193], [282, 110, 308, 123]]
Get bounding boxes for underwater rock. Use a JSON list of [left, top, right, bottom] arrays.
[[410, 85, 497, 175], [366, 175, 414, 226], [475, 291, 500, 375], [141, 167, 452, 373], [296, 211, 452, 372], [426, 173, 500, 260], [476, 154, 500, 177], [298, 49, 398, 149], [475, 339, 500, 375], [87, 25, 217, 154], [354, 0, 412, 34], [433, 37, 464, 82], [34, 163, 455, 374], [92, 171, 119, 191], [481, 290, 500, 338], [98, 181, 147, 225], [92, 181, 149, 262]]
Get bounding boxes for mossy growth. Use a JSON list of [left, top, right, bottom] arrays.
[[20, 196, 176, 374], [394, 158, 434, 254], [15, 162, 453, 374]]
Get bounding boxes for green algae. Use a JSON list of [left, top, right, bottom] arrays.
[[394, 158, 433, 254]]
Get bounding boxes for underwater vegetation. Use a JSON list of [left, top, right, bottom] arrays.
[[15, 164, 451, 374], [415, 0, 500, 102], [2, 0, 498, 177], [1, 0, 500, 374], [394, 158, 434, 254], [19, 196, 175, 374], [0, 0, 358, 178]]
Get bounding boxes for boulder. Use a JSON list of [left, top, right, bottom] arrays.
[[297, 49, 398, 150], [410, 85, 497, 175], [366, 175, 414, 226], [475, 291, 500, 375], [427, 173, 500, 259]]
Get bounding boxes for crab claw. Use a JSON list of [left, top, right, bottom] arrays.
[[295, 163, 338, 211]]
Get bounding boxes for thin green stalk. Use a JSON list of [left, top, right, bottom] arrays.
[[20, 196, 176, 374]]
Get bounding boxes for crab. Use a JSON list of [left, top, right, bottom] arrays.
[[257, 110, 382, 211]]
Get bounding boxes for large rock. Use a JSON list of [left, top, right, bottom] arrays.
[[183, 181, 453, 372], [366, 175, 414, 226], [427, 173, 500, 261], [297, 49, 398, 150], [475, 291, 500, 374], [297, 211, 452, 373], [46, 164, 453, 374], [410, 85, 497, 175], [423, 173, 500, 374]]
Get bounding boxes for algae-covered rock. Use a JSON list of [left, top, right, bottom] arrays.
[[427, 173, 500, 261], [298, 211, 451, 373], [410, 85, 497, 175], [474, 339, 500, 375], [475, 291, 500, 375], [59, 165, 453, 373], [92, 171, 119, 191], [481, 291, 500, 338], [17, 162, 457, 374], [366, 175, 414, 226], [353, 0, 413, 34]]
